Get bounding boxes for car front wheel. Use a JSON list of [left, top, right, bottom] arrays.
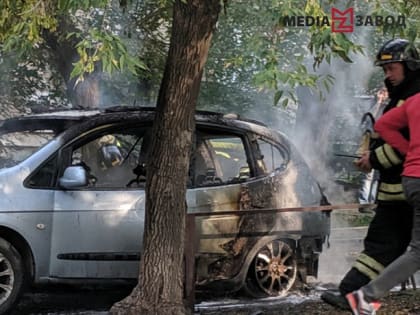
[[244, 239, 297, 297], [0, 238, 25, 314]]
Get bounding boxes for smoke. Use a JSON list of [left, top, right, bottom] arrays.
[[234, 26, 379, 286], [289, 28, 379, 286], [290, 29, 376, 205], [318, 222, 365, 284], [236, 33, 377, 207]]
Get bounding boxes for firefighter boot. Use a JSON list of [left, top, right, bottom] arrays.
[[321, 290, 351, 311]]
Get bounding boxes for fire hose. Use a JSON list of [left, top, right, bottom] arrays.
[[188, 203, 374, 217]]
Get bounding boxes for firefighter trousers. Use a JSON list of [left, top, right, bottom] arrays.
[[339, 202, 413, 296]]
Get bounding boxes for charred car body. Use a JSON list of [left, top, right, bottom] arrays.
[[0, 107, 330, 313]]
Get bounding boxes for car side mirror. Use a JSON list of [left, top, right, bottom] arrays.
[[59, 166, 88, 189]]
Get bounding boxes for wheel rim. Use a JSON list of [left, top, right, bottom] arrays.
[[0, 253, 14, 305], [253, 240, 297, 296]]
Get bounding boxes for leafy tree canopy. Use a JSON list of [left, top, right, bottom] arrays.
[[0, 0, 418, 106], [0, 0, 146, 84]]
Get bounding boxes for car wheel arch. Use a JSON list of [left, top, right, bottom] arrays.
[[0, 226, 35, 282]]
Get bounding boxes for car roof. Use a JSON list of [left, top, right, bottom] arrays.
[[0, 106, 282, 143], [0, 114, 91, 134]]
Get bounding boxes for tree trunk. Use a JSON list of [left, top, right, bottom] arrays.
[[110, 1, 221, 315]]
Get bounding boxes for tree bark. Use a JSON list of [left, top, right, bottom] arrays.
[[110, 1, 221, 315]]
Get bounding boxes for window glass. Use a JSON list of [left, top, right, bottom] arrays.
[[70, 128, 150, 188], [192, 134, 250, 187], [256, 139, 286, 174], [0, 130, 54, 169], [27, 155, 57, 188]]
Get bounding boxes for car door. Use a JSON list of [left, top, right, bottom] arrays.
[[49, 126, 149, 279], [189, 128, 253, 254]]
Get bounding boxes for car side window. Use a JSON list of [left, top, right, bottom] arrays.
[[192, 133, 250, 187], [26, 154, 58, 188], [256, 138, 287, 174], [70, 129, 148, 189]]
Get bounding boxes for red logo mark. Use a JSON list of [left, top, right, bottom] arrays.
[[331, 7, 354, 33]]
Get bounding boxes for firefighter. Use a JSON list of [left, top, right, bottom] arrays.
[[96, 135, 123, 170], [322, 38, 420, 310]]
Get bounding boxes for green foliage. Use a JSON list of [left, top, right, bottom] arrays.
[[201, 0, 364, 108], [1, 0, 419, 106], [371, 0, 419, 41], [211, 0, 418, 107], [58, 0, 108, 12], [0, 0, 145, 83], [309, 32, 364, 68], [0, 0, 109, 51], [278, 0, 366, 69], [67, 30, 147, 84], [0, 1, 58, 53], [129, 0, 172, 90], [334, 211, 373, 227]]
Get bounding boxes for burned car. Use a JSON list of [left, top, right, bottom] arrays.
[[0, 107, 330, 313]]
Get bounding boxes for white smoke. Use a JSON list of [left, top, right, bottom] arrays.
[[290, 28, 376, 205]]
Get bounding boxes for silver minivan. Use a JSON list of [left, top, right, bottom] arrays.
[[0, 107, 330, 313]]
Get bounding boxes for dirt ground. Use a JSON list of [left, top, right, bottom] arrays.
[[10, 284, 420, 314], [199, 290, 420, 315]]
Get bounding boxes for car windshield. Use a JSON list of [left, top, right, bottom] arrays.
[[0, 129, 55, 169]]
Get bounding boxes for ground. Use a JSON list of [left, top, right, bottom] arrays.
[[198, 290, 420, 315], [11, 285, 420, 314]]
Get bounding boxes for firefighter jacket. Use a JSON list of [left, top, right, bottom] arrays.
[[369, 74, 420, 204]]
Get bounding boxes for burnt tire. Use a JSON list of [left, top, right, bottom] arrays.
[[243, 239, 297, 298], [0, 238, 25, 314]]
